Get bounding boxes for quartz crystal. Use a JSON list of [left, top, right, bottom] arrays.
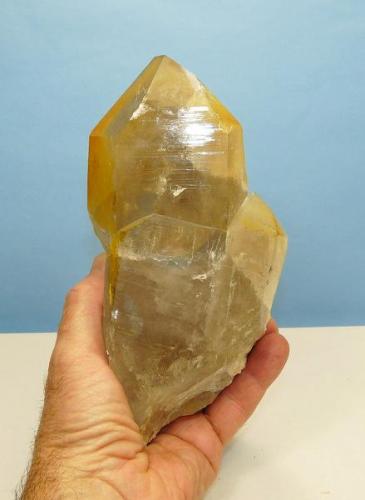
[[88, 55, 287, 442]]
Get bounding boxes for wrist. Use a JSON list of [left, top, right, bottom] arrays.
[[21, 446, 86, 499], [20, 447, 125, 500]]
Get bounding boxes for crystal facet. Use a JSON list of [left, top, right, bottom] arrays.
[[88, 55, 287, 442]]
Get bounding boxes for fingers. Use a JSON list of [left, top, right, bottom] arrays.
[[205, 324, 289, 444], [56, 254, 106, 358]]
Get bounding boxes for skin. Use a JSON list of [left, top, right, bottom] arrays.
[[20, 255, 289, 500]]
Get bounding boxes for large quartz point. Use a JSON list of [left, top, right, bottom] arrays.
[[88, 55, 287, 442]]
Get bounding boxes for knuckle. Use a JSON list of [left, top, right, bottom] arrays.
[[48, 346, 70, 376], [46, 349, 68, 394], [46, 345, 77, 397], [64, 278, 92, 305]]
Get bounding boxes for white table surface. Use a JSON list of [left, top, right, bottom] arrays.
[[1, 327, 364, 500]]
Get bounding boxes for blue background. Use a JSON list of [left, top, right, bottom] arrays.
[[1, 0, 364, 332]]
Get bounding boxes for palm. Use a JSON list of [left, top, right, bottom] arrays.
[[37, 256, 288, 500], [148, 415, 221, 499], [49, 348, 219, 498]]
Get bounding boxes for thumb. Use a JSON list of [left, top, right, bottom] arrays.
[[56, 254, 107, 359]]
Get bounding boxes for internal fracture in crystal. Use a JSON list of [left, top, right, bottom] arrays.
[[88, 55, 287, 442]]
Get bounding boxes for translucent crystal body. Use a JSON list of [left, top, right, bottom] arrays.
[[88, 55, 287, 442]]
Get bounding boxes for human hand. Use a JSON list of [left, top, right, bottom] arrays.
[[21, 255, 289, 500]]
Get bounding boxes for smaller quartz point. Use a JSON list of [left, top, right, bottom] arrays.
[[88, 56, 287, 442]]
